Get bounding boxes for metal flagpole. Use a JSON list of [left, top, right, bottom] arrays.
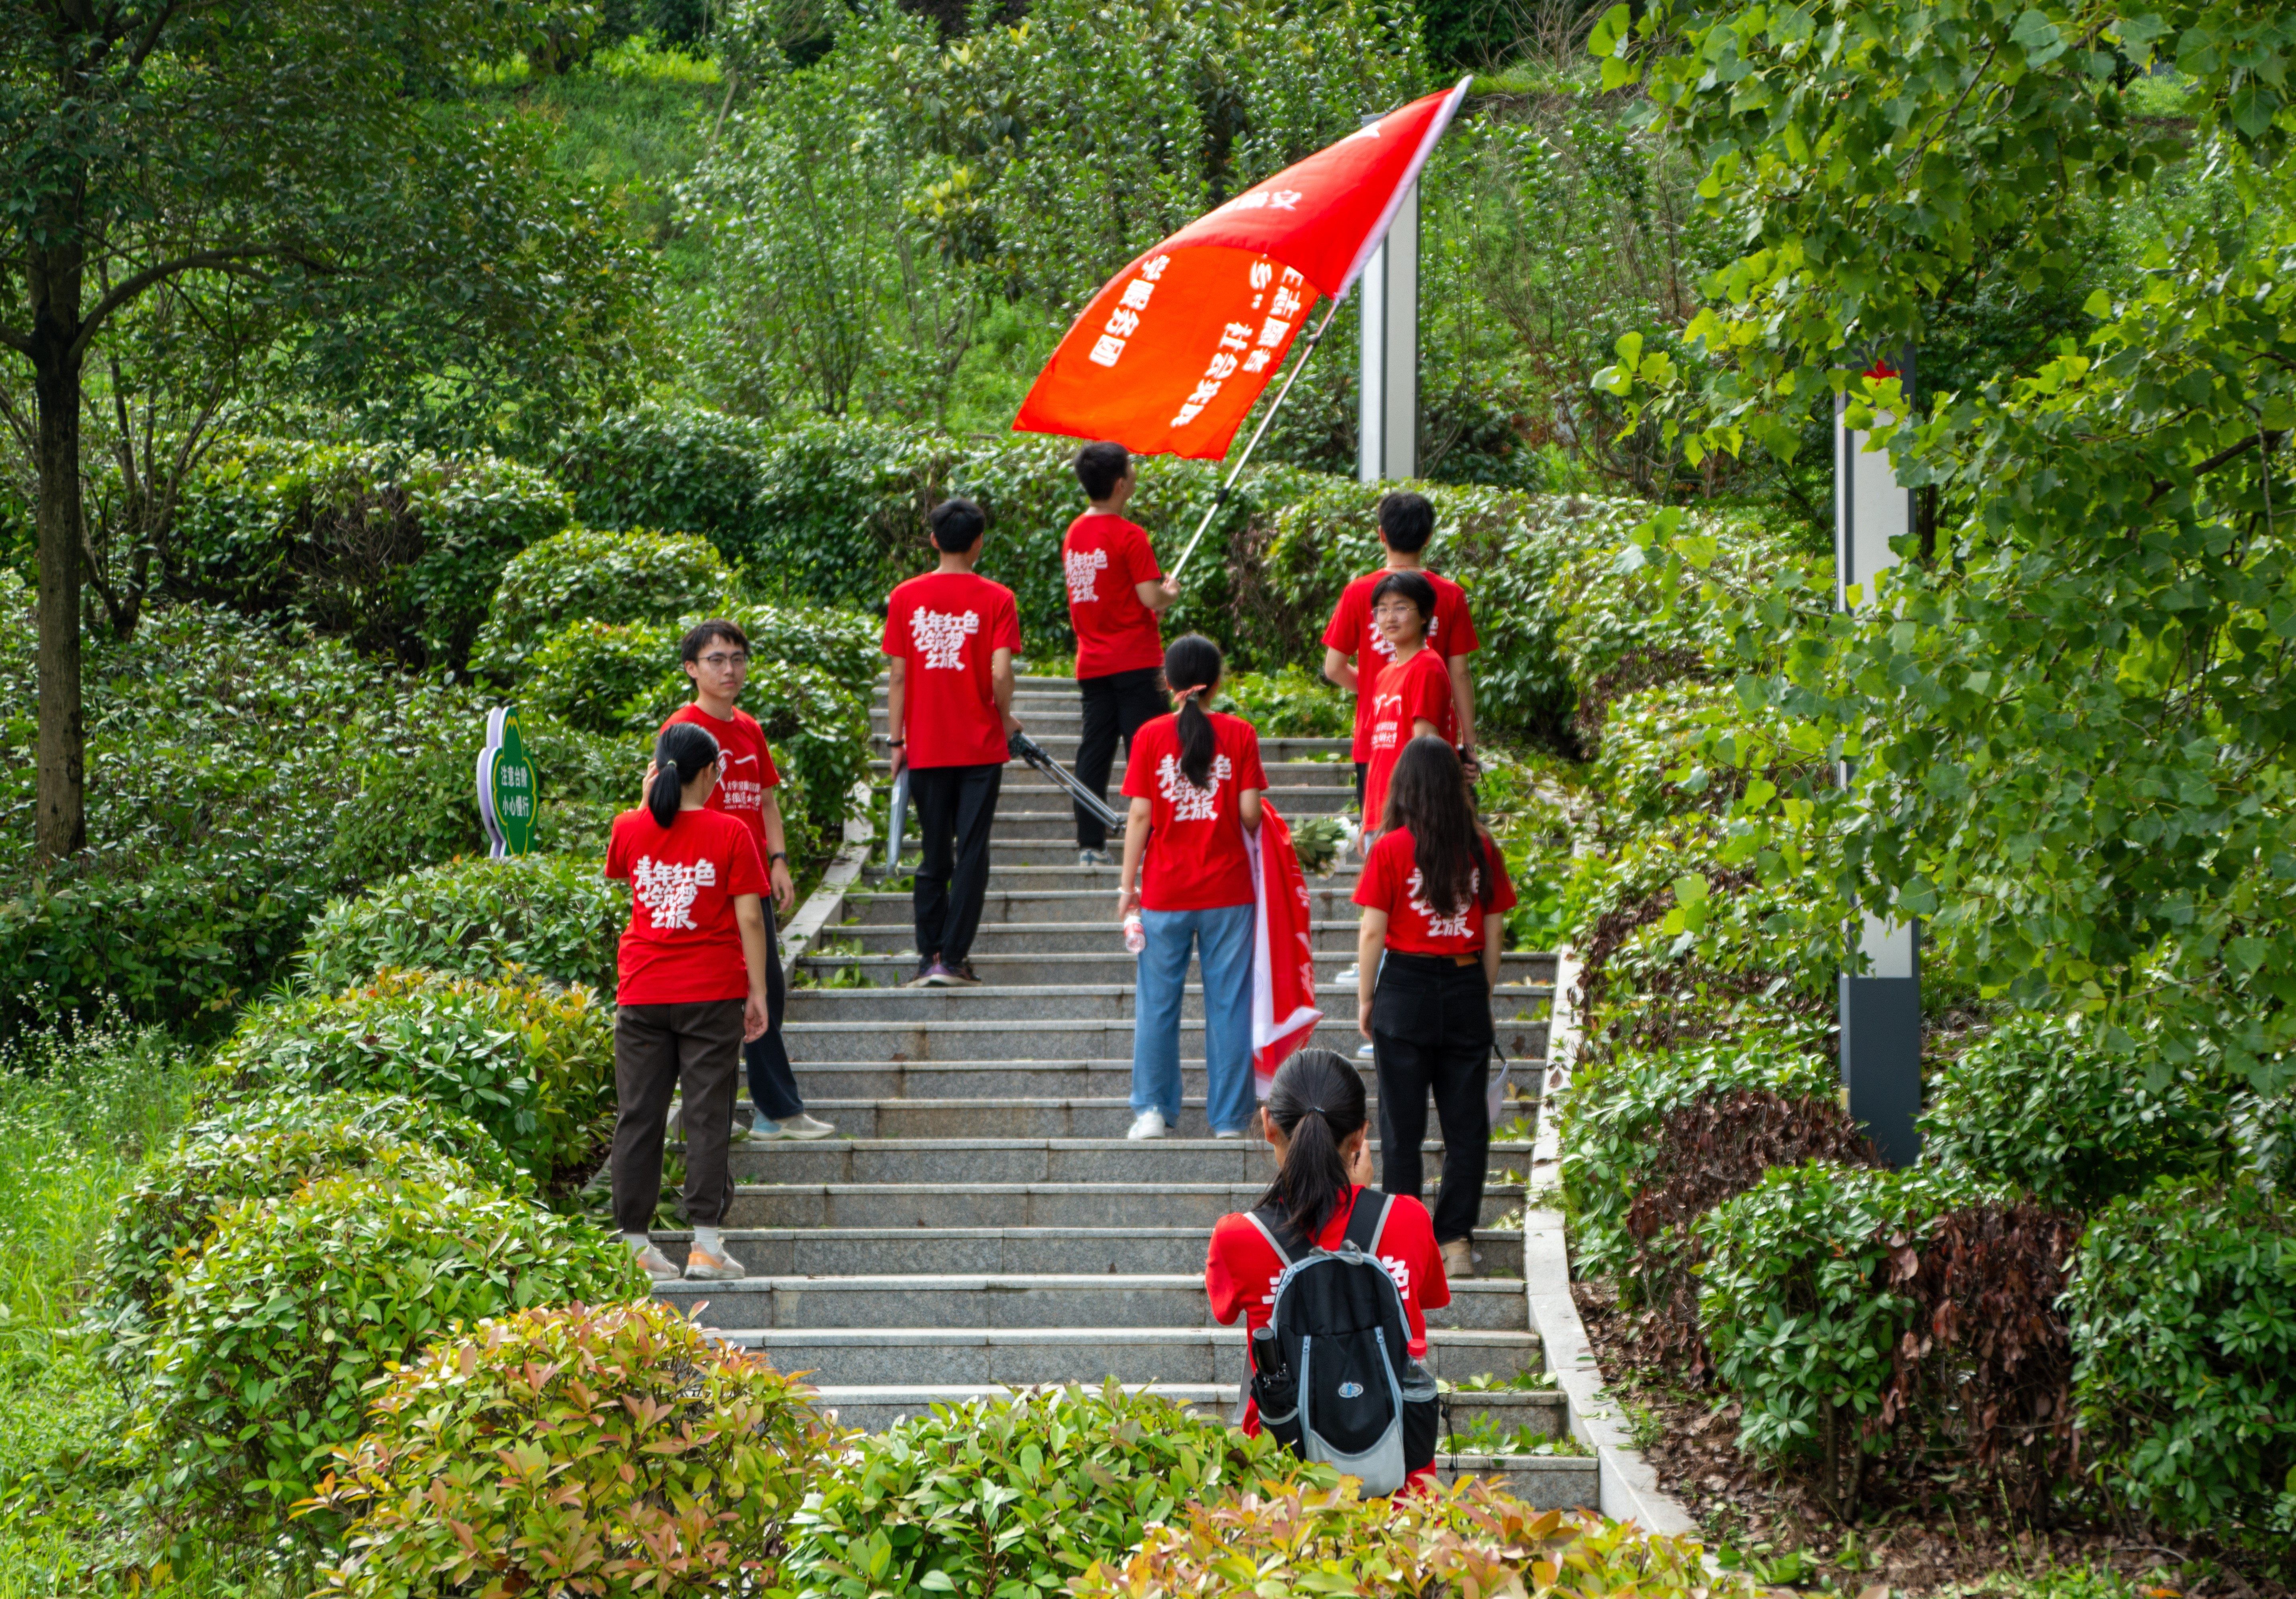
[[1166, 295, 1346, 582]]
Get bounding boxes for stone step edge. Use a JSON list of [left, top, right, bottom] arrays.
[[653, 1273, 1527, 1293], [727, 1182, 1531, 1195], [805, 1382, 1565, 1411], [714, 1326, 1538, 1346], [705, 1137, 1536, 1153], [649, 1224, 1526, 1242]]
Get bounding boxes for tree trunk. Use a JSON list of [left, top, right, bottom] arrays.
[[30, 242, 88, 862]]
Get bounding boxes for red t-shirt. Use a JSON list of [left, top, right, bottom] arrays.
[[1122, 711, 1268, 912], [1063, 512, 1165, 680], [1205, 1186, 1449, 1438], [882, 570, 1022, 770], [1322, 570, 1479, 761], [661, 704, 780, 853], [1353, 827, 1518, 957], [604, 807, 767, 1005], [1361, 648, 1460, 831]]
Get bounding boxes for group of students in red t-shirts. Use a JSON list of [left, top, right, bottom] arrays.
[[598, 444, 1518, 1470]]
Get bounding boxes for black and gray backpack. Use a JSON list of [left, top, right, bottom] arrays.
[[1245, 1189, 1439, 1493]]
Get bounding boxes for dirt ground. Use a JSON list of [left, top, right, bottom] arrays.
[[1569, 1280, 2291, 1599]]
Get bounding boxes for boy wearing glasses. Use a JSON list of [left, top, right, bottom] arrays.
[[659, 618, 837, 1140]]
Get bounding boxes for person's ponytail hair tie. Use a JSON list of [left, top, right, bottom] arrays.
[[1257, 1048, 1370, 1240], [649, 722, 721, 828], [1162, 634, 1225, 790]]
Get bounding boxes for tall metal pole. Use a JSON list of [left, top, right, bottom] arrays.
[[1836, 355, 1923, 1167], [1358, 172, 1420, 483]]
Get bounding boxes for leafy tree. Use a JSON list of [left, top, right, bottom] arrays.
[[1598, 0, 2296, 1096], [0, 0, 647, 860]]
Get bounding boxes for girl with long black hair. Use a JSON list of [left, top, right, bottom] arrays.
[[1115, 634, 1268, 1139], [604, 720, 772, 1283], [1204, 1049, 1449, 1457], [1352, 735, 1518, 1281]]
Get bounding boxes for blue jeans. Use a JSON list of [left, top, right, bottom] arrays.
[[1132, 901, 1256, 1134]]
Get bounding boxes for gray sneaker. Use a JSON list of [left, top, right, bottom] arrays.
[[1078, 848, 1112, 866], [683, 1243, 747, 1281], [757, 1111, 838, 1140], [630, 1242, 681, 1281]]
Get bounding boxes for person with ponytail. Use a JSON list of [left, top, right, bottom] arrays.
[[1352, 735, 1517, 1281], [1204, 1049, 1449, 1459], [1115, 634, 1268, 1140], [604, 721, 773, 1284]]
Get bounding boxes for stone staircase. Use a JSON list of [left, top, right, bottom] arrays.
[[655, 674, 1585, 1498]]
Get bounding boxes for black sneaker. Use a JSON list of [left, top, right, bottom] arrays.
[[947, 959, 983, 987], [906, 954, 937, 988]]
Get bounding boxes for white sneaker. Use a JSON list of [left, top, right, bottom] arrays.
[[1335, 965, 1360, 985], [629, 1241, 681, 1281], [1212, 1127, 1244, 1140], [1078, 848, 1112, 866], [1126, 1109, 1169, 1140], [1357, 1042, 1375, 1059], [684, 1243, 747, 1281], [761, 1112, 838, 1140]]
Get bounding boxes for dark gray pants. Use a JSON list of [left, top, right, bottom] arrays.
[[745, 897, 803, 1121], [909, 762, 1002, 967], [1371, 951, 1493, 1246], [612, 999, 743, 1233], [1074, 667, 1166, 849]]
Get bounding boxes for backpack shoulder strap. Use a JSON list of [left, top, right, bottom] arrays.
[[1246, 1204, 1306, 1266], [1340, 1188, 1395, 1256]]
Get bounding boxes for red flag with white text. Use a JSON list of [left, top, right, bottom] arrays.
[[1013, 79, 1470, 460], [1248, 803, 1323, 1098]]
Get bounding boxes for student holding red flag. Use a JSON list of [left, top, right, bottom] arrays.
[[1116, 635, 1267, 1140], [1358, 570, 1459, 838], [883, 498, 1022, 988], [1062, 441, 1180, 865], [1322, 492, 1479, 805], [1353, 735, 1516, 1283]]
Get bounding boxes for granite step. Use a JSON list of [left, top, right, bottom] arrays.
[[719, 1136, 1537, 1186], [863, 861, 1364, 889], [818, 920, 1545, 957], [799, 1382, 1566, 1440], [708, 1324, 1541, 1385], [781, 982, 1548, 1025], [777, 1060, 1542, 1106], [838, 886, 1377, 926], [870, 760, 1356, 792], [793, 949, 1553, 989], [774, 1096, 1539, 1143], [781, 1015, 1552, 1061], [650, 1223, 1525, 1278], [725, 1180, 1529, 1230]]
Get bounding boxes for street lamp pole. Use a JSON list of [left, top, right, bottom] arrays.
[[1835, 357, 1923, 1166]]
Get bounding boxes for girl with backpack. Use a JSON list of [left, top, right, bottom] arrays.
[[605, 721, 772, 1284], [1116, 635, 1268, 1140], [1353, 736, 1517, 1283], [1204, 1049, 1449, 1492]]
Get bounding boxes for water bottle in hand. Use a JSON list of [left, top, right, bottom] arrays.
[[1123, 912, 1146, 954]]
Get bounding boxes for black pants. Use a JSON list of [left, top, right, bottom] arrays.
[[612, 999, 743, 1234], [1371, 951, 1493, 1246], [909, 762, 1003, 967], [1074, 667, 1166, 849], [745, 897, 803, 1120]]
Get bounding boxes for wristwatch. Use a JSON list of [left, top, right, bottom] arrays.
[[769, 850, 789, 863]]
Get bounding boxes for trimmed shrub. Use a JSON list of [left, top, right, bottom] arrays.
[[1560, 1033, 1840, 1284], [207, 968, 614, 1187], [524, 616, 680, 734], [296, 855, 626, 998], [472, 524, 734, 679], [1919, 1012, 2232, 1214], [174, 437, 572, 668], [719, 602, 882, 697], [90, 1127, 481, 1333], [303, 1300, 839, 1597], [783, 1384, 1295, 1599], [2067, 1177, 2296, 1557], [1070, 1477, 1735, 1599], [1697, 1162, 1986, 1512], [1211, 664, 1352, 739], [178, 1088, 531, 1195], [127, 1169, 642, 1539]]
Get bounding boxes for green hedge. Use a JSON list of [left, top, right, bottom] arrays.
[[295, 855, 627, 999], [471, 524, 733, 678], [174, 437, 572, 669]]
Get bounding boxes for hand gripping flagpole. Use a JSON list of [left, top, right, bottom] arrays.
[[1166, 295, 1346, 583]]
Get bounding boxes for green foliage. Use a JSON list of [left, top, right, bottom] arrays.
[[720, 602, 887, 699], [296, 854, 628, 999], [1211, 665, 1352, 739], [208, 967, 615, 1188], [1698, 1164, 1989, 1497], [303, 1299, 838, 1598], [126, 1168, 641, 1542], [473, 524, 733, 678], [174, 437, 574, 668], [781, 1383, 1292, 1599], [1919, 1012, 2234, 1215], [526, 616, 683, 733], [2068, 1177, 2296, 1557], [1560, 1034, 1838, 1283], [1070, 1476, 1736, 1599], [1613, 0, 2296, 1097], [179, 1089, 533, 1197]]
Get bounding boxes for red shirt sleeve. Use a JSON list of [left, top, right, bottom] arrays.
[[604, 815, 632, 881], [1234, 722, 1268, 791], [723, 821, 767, 899], [992, 587, 1022, 654], [1204, 1217, 1256, 1325], [1396, 1198, 1451, 1312], [1322, 584, 1364, 653], [1125, 522, 1161, 584], [1483, 836, 1518, 913], [1405, 654, 1451, 730], [1438, 582, 1481, 655], [1121, 722, 1158, 800], [1352, 833, 1399, 911]]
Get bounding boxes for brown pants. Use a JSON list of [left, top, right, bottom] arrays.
[[612, 999, 743, 1234]]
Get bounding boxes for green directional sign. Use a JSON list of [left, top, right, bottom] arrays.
[[477, 706, 539, 858]]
